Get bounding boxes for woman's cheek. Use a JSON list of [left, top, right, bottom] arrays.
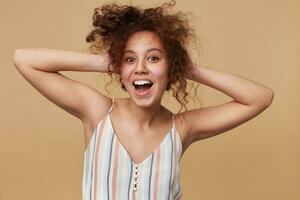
[[152, 66, 168, 81], [120, 65, 130, 82]]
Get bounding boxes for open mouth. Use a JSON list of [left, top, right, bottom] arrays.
[[132, 81, 154, 95]]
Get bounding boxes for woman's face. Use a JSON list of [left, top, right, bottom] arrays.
[[120, 31, 169, 106]]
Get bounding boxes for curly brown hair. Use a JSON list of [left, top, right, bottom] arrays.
[[86, 0, 202, 113]]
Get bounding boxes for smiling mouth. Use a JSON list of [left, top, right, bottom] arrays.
[[133, 83, 154, 94]]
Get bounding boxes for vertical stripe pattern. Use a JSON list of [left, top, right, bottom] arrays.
[[82, 98, 183, 200]]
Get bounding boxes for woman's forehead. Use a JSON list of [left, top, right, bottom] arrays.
[[125, 31, 165, 54]]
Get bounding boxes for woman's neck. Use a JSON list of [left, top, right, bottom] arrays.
[[125, 98, 165, 129]]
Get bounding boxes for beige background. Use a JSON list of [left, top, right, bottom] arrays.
[[1, 0, 299, 199]]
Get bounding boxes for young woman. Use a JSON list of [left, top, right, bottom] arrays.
[[13, 0, 274, 199]]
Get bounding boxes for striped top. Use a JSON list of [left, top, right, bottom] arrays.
[[82, 98, 183, 200]]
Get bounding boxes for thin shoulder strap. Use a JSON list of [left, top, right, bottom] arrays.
[[172, 114, 176, 130], [108, 98, 114, 113]]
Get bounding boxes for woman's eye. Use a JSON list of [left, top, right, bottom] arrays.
[[148, 56, 159, 62], [125, 57, 135, 63]]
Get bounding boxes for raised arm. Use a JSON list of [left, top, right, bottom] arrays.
[[182, 64, 274, 144], [13, 48, 114, 124]]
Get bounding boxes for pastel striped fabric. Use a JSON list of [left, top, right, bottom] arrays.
[[82, 98, 183, 200]]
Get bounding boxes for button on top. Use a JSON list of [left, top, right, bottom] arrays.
[[133, 164, 139, 191]]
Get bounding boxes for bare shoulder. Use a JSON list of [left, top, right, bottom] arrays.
[[81, 95, 113, 138], [173, 111, 194, 154]]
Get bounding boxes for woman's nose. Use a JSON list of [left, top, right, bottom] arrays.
[[134, 60, 148, 74]]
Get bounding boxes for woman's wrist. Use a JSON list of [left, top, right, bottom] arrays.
[[89, 53, 111, 73]]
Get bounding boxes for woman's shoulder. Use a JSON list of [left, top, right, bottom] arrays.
[[173, 111, 193, 153]]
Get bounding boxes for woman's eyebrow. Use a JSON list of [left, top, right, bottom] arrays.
[[124, 48, 163, 54]]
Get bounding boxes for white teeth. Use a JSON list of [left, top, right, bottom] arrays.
[[133, 80, 152, 85]]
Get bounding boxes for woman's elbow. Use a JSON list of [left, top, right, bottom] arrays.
[[262, 89, 274, 108], [13, 48, 31, 68]]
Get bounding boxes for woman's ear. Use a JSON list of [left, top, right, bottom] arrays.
[[121, 82, 127, 91], [120, 77, 127, 91]]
